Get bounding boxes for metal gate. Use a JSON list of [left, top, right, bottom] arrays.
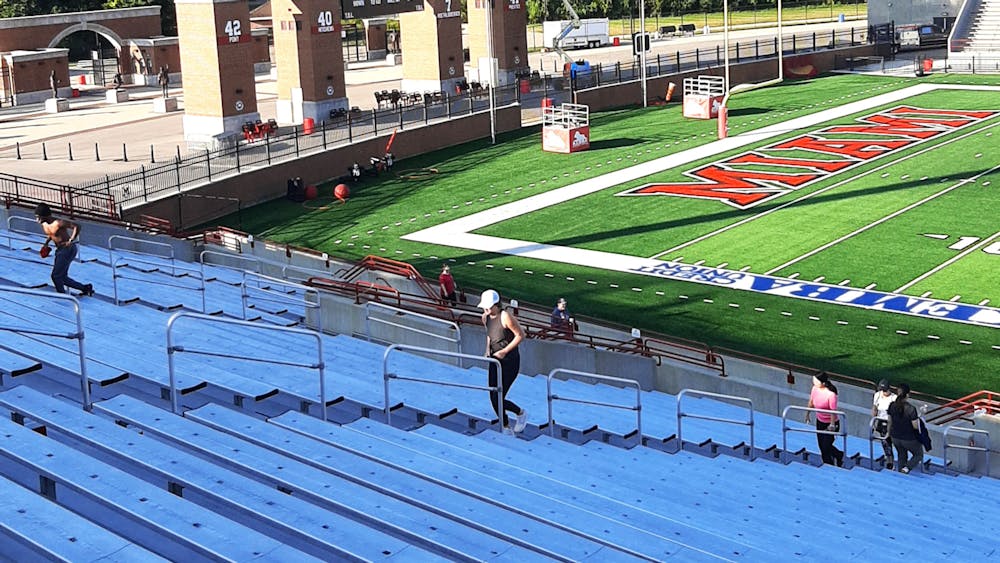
[[0, 66, 12, 107], [342, 22, 365, 62], [91, 48, 119, 87]]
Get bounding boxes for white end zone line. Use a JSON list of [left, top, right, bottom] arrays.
[[403, 84, 1000, 329]]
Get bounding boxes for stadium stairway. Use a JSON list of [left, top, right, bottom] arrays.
[[1, 232, 998, 559], [0, 233, 957, 471]]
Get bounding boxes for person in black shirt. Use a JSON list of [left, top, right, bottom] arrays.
[[887, 383, 923, 474]]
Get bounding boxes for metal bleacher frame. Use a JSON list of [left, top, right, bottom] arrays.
[[0, 286, 90, 409], [109, 235, 207, 312], [165, 311, 327, 418], [546, 368, 642, 439], [364, 301, 462, 356], [382, 344, 502, 427], [780, 405, 848, 465], [944, 426, 991, 476], [677, 389, 755, 460], [239, 271, 321, 331]]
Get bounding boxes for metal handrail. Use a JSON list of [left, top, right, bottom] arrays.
[[0, 285, 90, 410], [382, 344, 502, 428], [199, 249, 261, 276], [108, 234, 175, 260], [868, 416, 890, 469], [165, 311, 326, 418], [112, 255, 206, 312], [546, 369, 642, 438], [364, 301, 461, 356], [677, 389, 755, 460], [780, 405, 847, 465], [281, 263, 341, 284], [240, 272, 322, 332], [943, 425, 991, 477]]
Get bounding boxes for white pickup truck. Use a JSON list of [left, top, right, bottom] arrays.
[[542, 18, 610, 50]]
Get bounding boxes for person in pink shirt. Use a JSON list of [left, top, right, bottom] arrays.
[[804, 372, 844, 466]]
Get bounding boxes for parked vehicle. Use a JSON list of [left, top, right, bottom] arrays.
[[894, 24, 948, 52], [543, 18, 610, 50]]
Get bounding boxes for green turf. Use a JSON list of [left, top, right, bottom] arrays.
[[215, 72, 1000, 399]]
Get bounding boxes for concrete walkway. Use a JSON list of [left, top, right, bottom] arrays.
[[0, 19, 867, 187]]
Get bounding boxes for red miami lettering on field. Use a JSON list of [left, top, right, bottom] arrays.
[[618, 105, 997, 208]]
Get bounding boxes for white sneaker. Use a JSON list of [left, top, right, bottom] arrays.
[[502, 426, 515, 436], [513, 410, 528, 433]]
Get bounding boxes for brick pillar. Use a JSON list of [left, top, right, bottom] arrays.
[[467, 0, 528, 86], [365, 19, 388, 61], [175, 0, 259, 146], [271, 0, 347, 125], [400, 0, 464, 94]]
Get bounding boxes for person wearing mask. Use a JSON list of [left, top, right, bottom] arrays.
[[804, 372, 844, 467], [888, 383, 923, 474], [872, 379, 897, 470], [479, 289, 527, 435]]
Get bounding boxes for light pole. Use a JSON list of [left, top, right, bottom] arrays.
[[485, 0, 498, 143], [640, 0, 647, 107]]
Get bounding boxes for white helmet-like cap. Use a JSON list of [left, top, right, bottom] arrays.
[[478, 289, 500, 310]]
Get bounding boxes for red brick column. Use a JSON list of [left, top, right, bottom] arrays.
[[271, 0, 347, 125], [467, 0, 528, 86], [400, 0, 465, 94], [175, 0, 259, 146]]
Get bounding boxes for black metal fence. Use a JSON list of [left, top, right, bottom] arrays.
[[0, 25, 913, 224]]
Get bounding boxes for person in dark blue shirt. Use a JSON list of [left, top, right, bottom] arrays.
[[550, 297, 574, 334]]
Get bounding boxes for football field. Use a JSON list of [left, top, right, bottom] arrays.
[[227, 73, 1000, 398]]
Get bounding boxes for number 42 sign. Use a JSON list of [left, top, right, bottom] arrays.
[[219, 19, 249, 44]]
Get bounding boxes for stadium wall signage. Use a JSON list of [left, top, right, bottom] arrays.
[[618, 106, 997, 208], [629, 261, 999, 328]]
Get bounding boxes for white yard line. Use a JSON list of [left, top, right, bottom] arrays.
[[763, 149, 1000, 275], [894, 231, 1000, 293]]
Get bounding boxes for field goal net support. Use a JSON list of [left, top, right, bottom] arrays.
[[542, 102, 591, 154]]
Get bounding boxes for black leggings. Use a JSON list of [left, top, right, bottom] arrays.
[[488, 348, 522, 427], [816, 419, 843, 466]]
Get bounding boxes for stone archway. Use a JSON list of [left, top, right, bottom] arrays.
[[47, 22, 125, 52]]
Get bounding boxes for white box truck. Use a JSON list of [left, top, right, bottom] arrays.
[[543, 18, 610, 50]]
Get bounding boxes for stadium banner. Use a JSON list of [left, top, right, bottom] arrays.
[[629, 261, 1000, 328]]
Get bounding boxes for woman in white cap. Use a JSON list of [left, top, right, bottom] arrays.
[[479, 289, 528, 435]]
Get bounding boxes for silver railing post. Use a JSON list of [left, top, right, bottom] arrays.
[[546, 369, 642, 439], [677, 389, 755, 460], [382, 344, 502, 428]]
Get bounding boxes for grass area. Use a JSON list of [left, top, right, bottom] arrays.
[[217, 72, 1000, 400], [526, 1, 867, 38]]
